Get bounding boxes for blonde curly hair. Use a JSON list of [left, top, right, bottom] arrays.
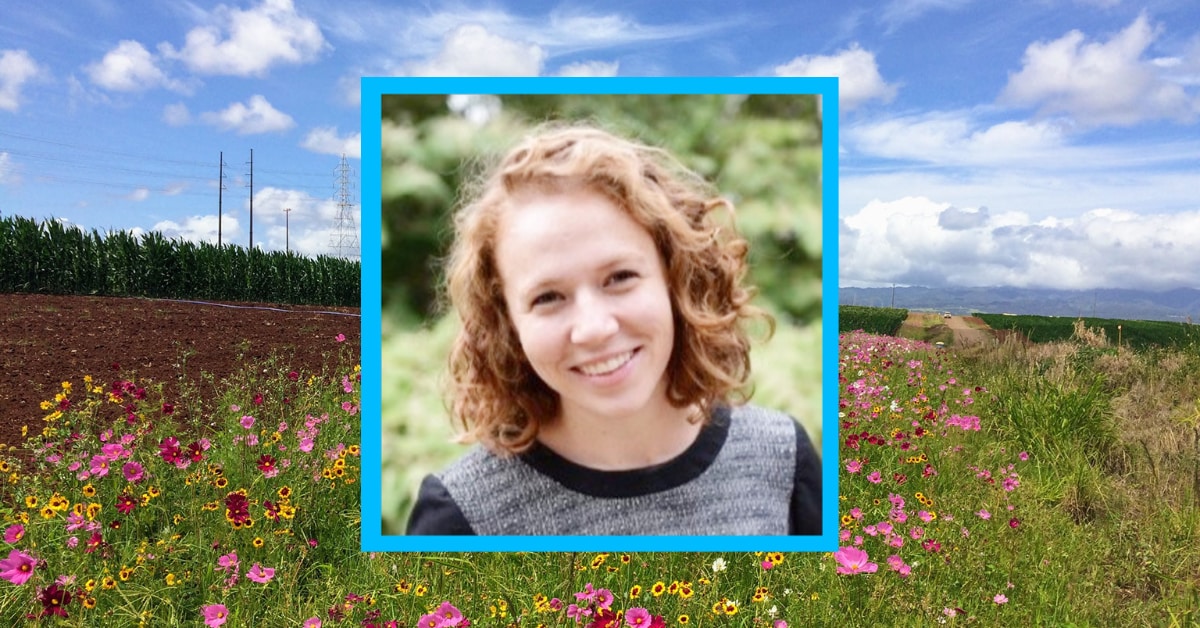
[[442, 123, 773, 455]]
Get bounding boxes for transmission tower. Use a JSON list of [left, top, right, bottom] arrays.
[[329, 154, 360, 259]]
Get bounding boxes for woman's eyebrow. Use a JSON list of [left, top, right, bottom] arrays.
[[516, 252, 648, 298]]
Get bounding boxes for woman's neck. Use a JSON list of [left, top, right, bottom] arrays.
[[535, 397, 703, 471]]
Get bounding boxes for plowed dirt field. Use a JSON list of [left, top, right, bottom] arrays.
[[0, 293, 361, 449]]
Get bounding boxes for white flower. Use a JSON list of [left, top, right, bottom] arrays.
[[711, 557, 727, 573], [768, 606, 778, 617]]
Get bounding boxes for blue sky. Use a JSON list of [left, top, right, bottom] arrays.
[[2, 0, 1198, 290]]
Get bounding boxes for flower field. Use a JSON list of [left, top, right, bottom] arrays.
[[3, 315, 1199, 625]]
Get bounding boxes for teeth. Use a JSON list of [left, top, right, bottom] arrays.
[[577, 351, 634, 376]]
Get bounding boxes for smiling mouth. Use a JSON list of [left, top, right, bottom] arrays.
[[575, 348, 638, 377]]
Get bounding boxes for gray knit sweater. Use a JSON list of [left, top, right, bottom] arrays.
[[406, 404, 822, 536]]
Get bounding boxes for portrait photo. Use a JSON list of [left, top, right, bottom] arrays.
[[360, 77, 838, 552]]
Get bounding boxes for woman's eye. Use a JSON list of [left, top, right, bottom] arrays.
[[531, 292, 560, 307], [608, 270, 638, 285]]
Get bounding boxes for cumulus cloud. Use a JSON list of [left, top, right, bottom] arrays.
[[85, 40, 187, 93], [247, 186, 347, 255], [201, 95, 294, 134], [160, 0, 327, 76], [840, 196, 1200, 290], [0, 49, 44, 112], [152, 214, 232, 245], [1000, 13, 1198, 126], [774, 44, 898, 110], [301, 127, 361, 158], [407, 24, 544, 76]]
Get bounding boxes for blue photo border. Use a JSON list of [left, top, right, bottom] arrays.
[[360, 77, 839, 552]]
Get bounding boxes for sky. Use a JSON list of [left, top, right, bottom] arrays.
[[1, 0, 1199, 290]]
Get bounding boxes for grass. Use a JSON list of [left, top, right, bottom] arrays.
[[1, 316, 1197, 626]]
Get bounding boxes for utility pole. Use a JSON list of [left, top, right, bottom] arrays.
[[283, 207, 292, 253], [891, 283, 896, 308], [218, 151, 226, 247], [246, 149, 254, 249]]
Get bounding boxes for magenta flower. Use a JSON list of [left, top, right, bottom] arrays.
[[775, 622, 788, 628], [240, 415, 255, 429], [1009, 517, 1020, 529], [203, 603, 230, 627], [101, 443, 125, 460], [994, 593, 1008, 604], [122, 461, 144, 483], [245, 563, 275, 584], [833, 546, 878, 575], [762, 560, 774, 570], [4, 524, 24, 544], [434, 601, 464, 626], [303, 618, 322, 628], [866, 471, 883, 484], [335, 333, 346, 343], [89, 455, 110, 478], [977, 509, 991, 520], [1002, 476, 1020, 492], [1019, 451, 1029, 461], [0, 549, 37, 584], [216, 551, 239, 573], [845, 459, 862, 473], [625, 607, 652, 627]]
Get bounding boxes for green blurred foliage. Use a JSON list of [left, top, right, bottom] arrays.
[[379, 93, 823, 324]]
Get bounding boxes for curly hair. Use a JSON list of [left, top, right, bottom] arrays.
[[442, 123, 774, 455]]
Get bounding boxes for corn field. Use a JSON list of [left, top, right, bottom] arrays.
[[0, 216, 360, 307]]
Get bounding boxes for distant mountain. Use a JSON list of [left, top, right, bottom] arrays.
[[838, 286, 1200, 323]]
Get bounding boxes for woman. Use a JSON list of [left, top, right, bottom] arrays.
[[406, 124, 821, 535]]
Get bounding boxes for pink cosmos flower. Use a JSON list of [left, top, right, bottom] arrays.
[[89, 455, 110, 478], [994, 594, 1008, 605], [877, 521, 893, 535], [1009, 517, 1020, 529], [101, 443, 125, 460], [845, 460, 862, 473], [775, 621, 788, 628], [303, 618, 322, 628], [203, 603, 230, 627], [0, 549, 36, 585], [432, 601, 464, 626], [833, 546, 878, 575], [240, 415, 255, 429], [123, 461, 144, 483], [4, 524, 24, 544], [625, 607, 651, 627], [918, 510, 933, 523], [762, 560, 774, 570], [66, 536, 79, 548], [217, 551, 238, 573], [1002, 476, 1020, 492], [977, 509, 991, 520], [335, 333, 346, 343], [299, 437, 315, 453], [245, 563, 275, 584], [1019, 451, 1029, 461], [866, 471, 882, 484]]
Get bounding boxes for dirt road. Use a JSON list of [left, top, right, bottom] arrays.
[[943, 315, 994, 346]]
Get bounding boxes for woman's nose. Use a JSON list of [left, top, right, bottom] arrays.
[[569, 292, 619, 345]]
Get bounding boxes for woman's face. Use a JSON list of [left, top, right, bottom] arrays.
[[494, 187, 676, 425]]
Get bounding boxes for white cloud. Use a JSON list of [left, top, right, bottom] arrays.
[[847, 110, 1068, 165], [163, 102, 191, 126], [555, 60, 620, 77], [774, 44, 898, 110], [201, 95, 295, 135], [407, 24, 544, 76], [125, 188, 150, 202], [301, 126, 361, 158], [0, 151, 21, 185], [160, 0, 327, 77], [0, 49, 43, 112], [152, 214, 232, 245], [245, 186, 347, 256], [840, 196, 1200, 290], [85, 40, 187, 93], [880, 0, 972, 31], [163, 182, 188, 196], [1000, 14, 1198, 126]]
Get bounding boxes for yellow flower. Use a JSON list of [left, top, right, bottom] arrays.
[[252, 537, 264, 548], [82, 596, 96, 610], [414, 584, 428, 597], [119, 567, 134, 581], [101, 576, 117, 590], [677, 616, 689, 624], [84, 579, 97, 593], [24, 495, 37, 509], [39, 506, 55, 519], [629, 584, 642, 598], [165, 573, 179, 586], [651, 581, 666, 597], [82, 484, 96, 498], [148, 485, 161, 498]]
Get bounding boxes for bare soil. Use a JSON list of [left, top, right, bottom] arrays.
[[0, 293, 360, 449]]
